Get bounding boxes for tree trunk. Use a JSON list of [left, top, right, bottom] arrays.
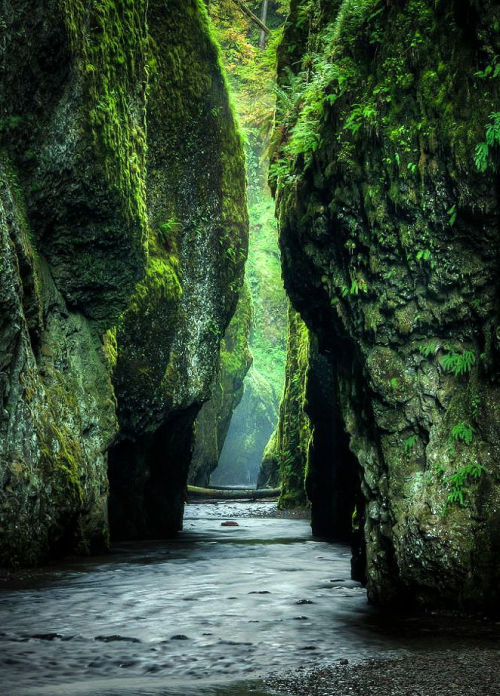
[[187, 485, 280, 499], [259, 0, 269, 48], [230, 0, 270, 35]]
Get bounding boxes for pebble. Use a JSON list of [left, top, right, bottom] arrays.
[[265, 649, 500, 695]]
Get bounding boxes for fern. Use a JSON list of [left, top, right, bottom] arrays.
[[447, 204, 457, 226], [474, 112, 500, 172], [450, 422, 474, 445], [403, 434, 418, 455], [446, 462, 485, 508], [416, 248, 432, 262], [441, 350, 475, 377], [418, 342, 436, 358]]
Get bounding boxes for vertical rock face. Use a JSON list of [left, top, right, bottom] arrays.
[[0, 0, 247, 563], [259, 307, 357, 538], [189, 284, 253, 488], [107, 0, 248, 539], [0, 0, 148, 564], [272, 0, 500, 608], [258, 308, 312, 504]]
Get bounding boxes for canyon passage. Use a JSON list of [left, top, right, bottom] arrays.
[[0, 1, 499, 695]]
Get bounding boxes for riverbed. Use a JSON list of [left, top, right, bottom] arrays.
[[0, 502, 498, 696]]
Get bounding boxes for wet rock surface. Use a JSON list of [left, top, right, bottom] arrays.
[[0, 0, 247, 563], [190, 285, 253, 488], [272, 0, 500, 609]]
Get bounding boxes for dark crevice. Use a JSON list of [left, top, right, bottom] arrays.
[[108, 405, 199, 541]]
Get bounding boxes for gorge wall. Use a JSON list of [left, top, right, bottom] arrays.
[[271, 0, 500, 608], [0, 0, 247, 563], [189, 284, 253, 488]]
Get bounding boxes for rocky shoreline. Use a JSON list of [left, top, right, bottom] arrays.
[[265, 649, 500, 696]]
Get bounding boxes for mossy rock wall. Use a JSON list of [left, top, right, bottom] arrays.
[[258, 307, 312, 506], [259, 307, 358, 536], [108, 0, 248, 538], [189, 283, 253, 487], [272, 0, 500, 608], [0, 0, 149, 564], [0, 0, 247, 561]]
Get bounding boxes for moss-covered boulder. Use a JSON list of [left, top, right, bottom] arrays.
[[272, 0, 500, 608], [189, 283, 253, 487]]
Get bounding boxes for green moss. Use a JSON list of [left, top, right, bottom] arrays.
[[111, 0, 248, 447], [220, 282, 253, 378], [271, 0, 500, 608], [31, 366, 85, 509], [264, 307, 312, 509], [60, 0, 149, 240], [103, 327, 118, 370], [126, 253, 182, 317]]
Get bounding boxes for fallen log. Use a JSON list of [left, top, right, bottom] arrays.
[[187, 485, 280, 500]]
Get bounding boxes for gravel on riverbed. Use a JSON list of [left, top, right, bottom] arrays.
[[265, 649, 500, 695]]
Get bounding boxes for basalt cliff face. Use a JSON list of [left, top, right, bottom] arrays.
[[0, 0, 247, 563], [272, 0, 500, 608]]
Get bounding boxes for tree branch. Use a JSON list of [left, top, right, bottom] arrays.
[[230, 0, 270, 34]]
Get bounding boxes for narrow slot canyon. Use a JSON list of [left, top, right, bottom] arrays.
[[0, 2, 499, 695]]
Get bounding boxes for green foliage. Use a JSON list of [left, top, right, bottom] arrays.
[[209, 1, 288, 403], [447, 204, 457, 226], [474, 54, 500, 80], [60, 0, 149, 236], [446, 462, 485, 508], [403, 434, 418, 455], [344, 101, 378, 135], [474, 112, 500, 172], [433, 461, 446, 478], [418, 342, 436, 357], [450, 422, 474, 445], [341, 277, 368, 297], [416, 248, 432, 263], [441, 350, 476, 377], [157, 219, 181, 249]]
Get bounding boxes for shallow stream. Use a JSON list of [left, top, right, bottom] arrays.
[[0, 502, 497, 696]]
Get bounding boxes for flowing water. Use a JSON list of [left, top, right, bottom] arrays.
[[0, 502, 497, 696]]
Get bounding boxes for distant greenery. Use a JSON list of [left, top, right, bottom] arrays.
[[209, 1, 288, 403]]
